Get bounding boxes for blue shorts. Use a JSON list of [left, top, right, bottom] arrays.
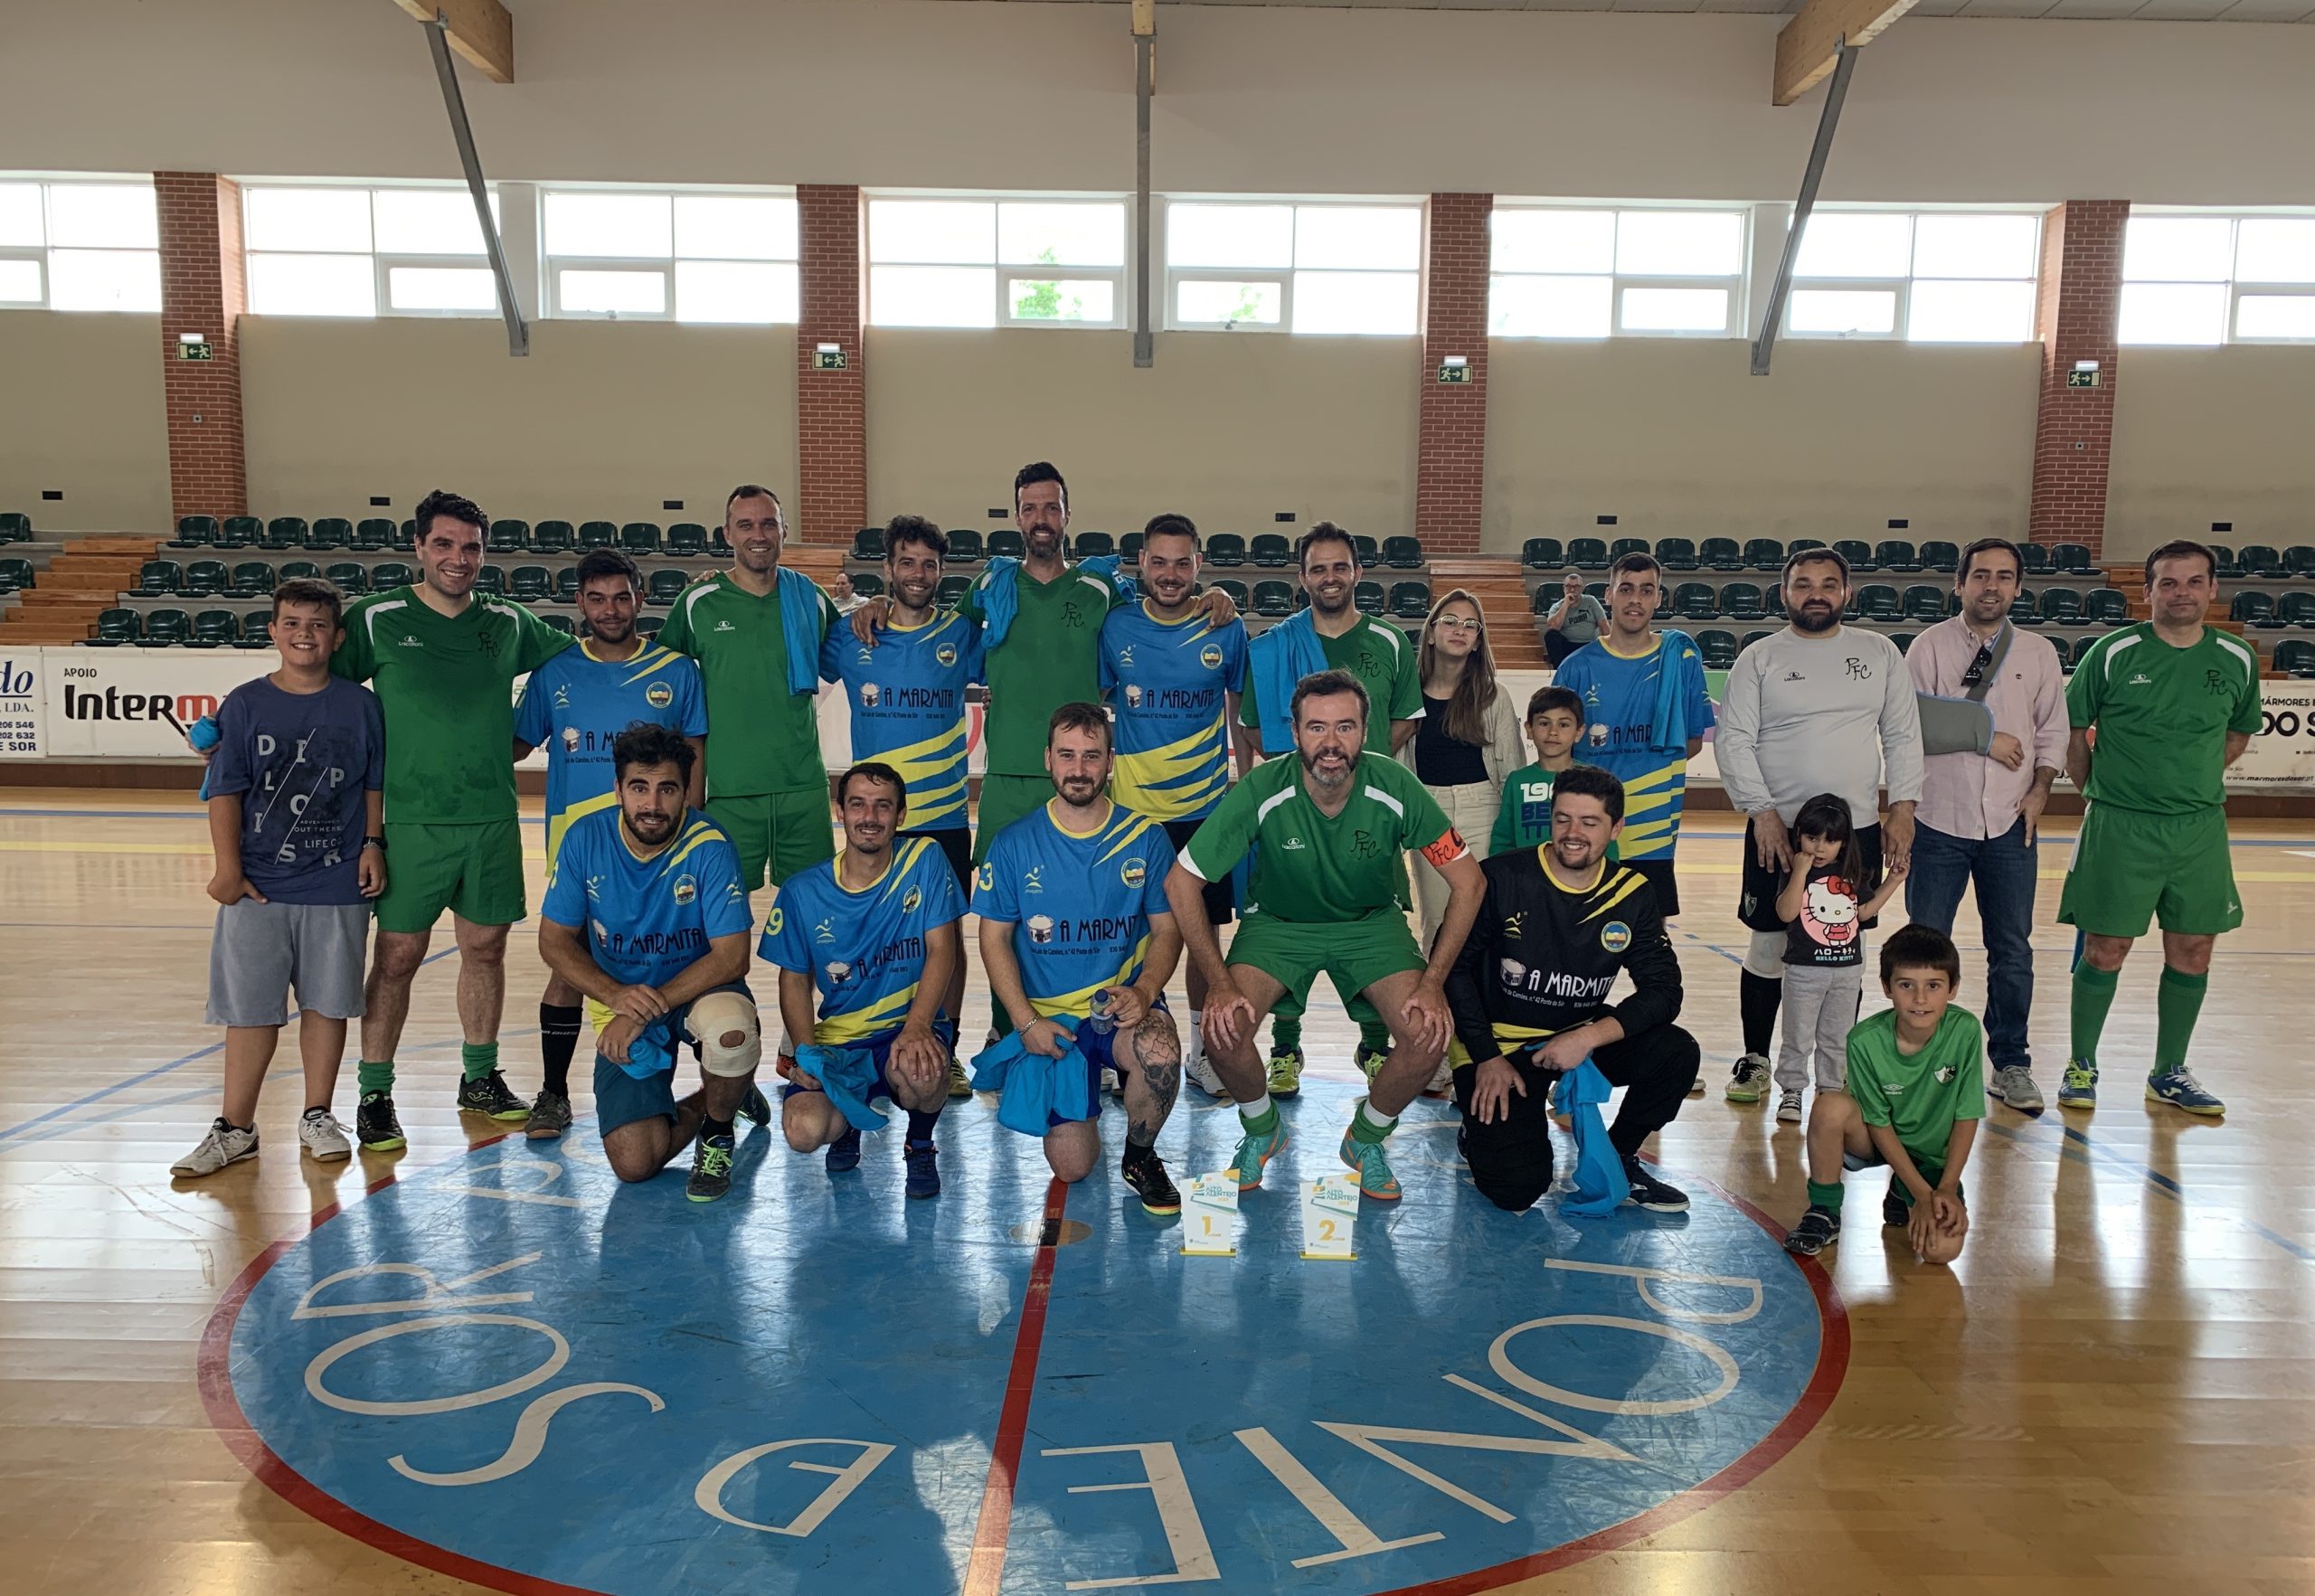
[[592, 981, 756, 1136]]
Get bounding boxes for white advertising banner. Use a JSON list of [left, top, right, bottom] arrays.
[[2226, 685, 2315, 790], [0, 647, 43, 759]]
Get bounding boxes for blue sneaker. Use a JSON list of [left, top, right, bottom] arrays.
[[2056, 1059, 2097, 1110], [903, 1138, 940, 1198], [1227, 1119, 1290, 1191], [2146, 1069, 2225, 1117], [827, 1126, 863, 1173]]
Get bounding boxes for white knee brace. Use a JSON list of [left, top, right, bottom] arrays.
[[687, 991, 762, 1078], [1743, 930, 1788, 981]]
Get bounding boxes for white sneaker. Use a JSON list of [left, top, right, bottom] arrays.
[[1422, 1060, 1455, 1100], [173, 1118, 258, 1177], [1776, 1088, 1804, 1124], [298, 1108, 353, 1162], [1101, 1066, 1122, 1096], [1186, 1052, 1230, 1099]]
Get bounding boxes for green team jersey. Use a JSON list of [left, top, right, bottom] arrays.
[[1238, 614, 1424, 755], [1846, 1006, 1985, 1171], [1180, 751, 1463, 924], [958, 563, 1129, 778], [2067, 623, 2261, 816], [331, 586, 572, 825], [658, 571, 839, 798]]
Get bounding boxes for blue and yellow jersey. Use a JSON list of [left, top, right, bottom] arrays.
[[539, 807, 751, 990], [971, 801, 1176, 1020], [1550, 635, 1716, 862], [1100, 603, 1249, 822], [819, 611, 984, 831], [761, 836, 966, 1046], [515, 641, 707, 862]]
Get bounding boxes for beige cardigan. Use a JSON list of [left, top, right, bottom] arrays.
[[1394, 677, 1528, 789]]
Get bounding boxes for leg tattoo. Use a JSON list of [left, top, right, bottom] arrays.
[[1128, 1015, 1181, 1146]]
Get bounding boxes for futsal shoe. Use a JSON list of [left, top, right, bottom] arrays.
[[1227, 1120, 1290, 1191], [2146, 1069, 2225, 1117], [686, 1134, 735, 1203], [1621, 1157, 1689, 1213], [1185, 1052, 1230, 1099], [173, 1119, 258, 1177], [1725, 1054, 1771, 1103], [457, 1069, 530, 1121], [1687, 1073, 1706, 1098], [739, 1083, 772, 1128], [1355, 1042, 1387, 1084], [1121, 1148, 1182, 1215], [2056, 1060, 2098, 1110], [1265, 1048, 1303, 1099], [1776, 1088, 1804, 1124], [1783, 1206, 1840, 1257], [947, 1058, 973, 1100], [1338, 1126, 1403, 1202], [523, 1091, 572, 1140], [826, 1126, 863, 1173], [298, 1108, 352, 1162], [903, 1138, 941, 1199], [1989, 1065, 2044, 1114], [355, 1092, 406, 1151]]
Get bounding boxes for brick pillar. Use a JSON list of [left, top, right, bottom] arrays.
[[2028, 200, 2128, 557], [796, 184, 866, 545], [156, 173, 249, 523], [1413, 193, 1491, 556]]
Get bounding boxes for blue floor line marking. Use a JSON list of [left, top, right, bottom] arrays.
[[5, 1086, 219, 1152], [0, 945, 460, 1148]]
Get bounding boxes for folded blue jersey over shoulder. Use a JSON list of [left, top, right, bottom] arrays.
[[775, 566, 828, 695], [969, 1020, 1094, 1136], [1245, 609, 1327, 754], [538, 807, 751, 990]]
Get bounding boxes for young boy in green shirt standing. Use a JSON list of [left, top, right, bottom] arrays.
[[1783, 924, 1981, 1264], [1490, 686, 1589, 854]]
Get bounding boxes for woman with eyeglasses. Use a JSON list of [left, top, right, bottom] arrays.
[[1401, 589, 1527, 960]]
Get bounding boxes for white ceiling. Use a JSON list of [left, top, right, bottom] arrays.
[[947, 0, 2315, 19]]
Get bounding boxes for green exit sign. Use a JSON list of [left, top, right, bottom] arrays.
[[815, 348, 848, 371], [1437, 362, 1470, 384], [2065, 369, 2101, 389], [177, 339, 213, 362]]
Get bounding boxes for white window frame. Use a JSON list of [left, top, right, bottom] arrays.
[[240, 181, 514, 320], [0, 177, 160, 314], [865, 192, 1130, 332], [1489, 203, 1749, 341], [542, 184, 799, 325], [1780, 207, 2044, 345], [2122, 210, 2315, 348], [1161, 196, 1423, 337]]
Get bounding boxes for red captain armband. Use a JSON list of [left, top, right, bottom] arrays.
[[1420, 827, 1470, 869]]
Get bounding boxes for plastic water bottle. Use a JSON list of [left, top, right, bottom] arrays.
[[1087, 989, 1116, 1037]]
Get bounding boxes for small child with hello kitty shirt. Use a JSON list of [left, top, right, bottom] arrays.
[[1772, 793, 1909, 1123]]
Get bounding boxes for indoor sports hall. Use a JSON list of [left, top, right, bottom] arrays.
[[3, 4, 2312, 1593]]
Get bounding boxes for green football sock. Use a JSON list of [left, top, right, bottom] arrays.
[[2152, 966, 2208, 1075], [1356, 1019, 1393, 1057], [459, 1041, 499, 1082], [1271, 1010, 1301, 1057], [1238, 1100, 1280, 1138], [356, 1059, 395, 1096], [1806, 1179, 1844, 1214], [2070, 961, 2119, 1068], [1351, 1100, 1397, 1145]]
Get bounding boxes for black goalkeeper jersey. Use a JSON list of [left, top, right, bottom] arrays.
[[1444, 846, 1685, 1064]]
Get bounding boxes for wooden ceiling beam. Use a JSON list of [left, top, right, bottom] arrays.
[[392, 0, 514, 85], [1773, 0, 1915, 106]]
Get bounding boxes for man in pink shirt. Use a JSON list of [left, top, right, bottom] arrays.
[[1904, 537, 2068, 1113]]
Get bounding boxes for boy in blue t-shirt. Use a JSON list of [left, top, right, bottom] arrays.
[[174, 579, 385, 1180], [537, 725, 762, 1202]]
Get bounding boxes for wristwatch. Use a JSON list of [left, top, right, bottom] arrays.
[[363, 835, 387, 852]]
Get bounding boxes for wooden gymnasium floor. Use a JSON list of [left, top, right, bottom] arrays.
[[3, 789, 2312, 1594]]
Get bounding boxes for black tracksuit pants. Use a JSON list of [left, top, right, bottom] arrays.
[[1451, 1023, 1702, 1213]]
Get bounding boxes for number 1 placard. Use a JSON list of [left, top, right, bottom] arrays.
[[1181, 1173, 1239, 1258], [1300, 1174, 1358, 1261]]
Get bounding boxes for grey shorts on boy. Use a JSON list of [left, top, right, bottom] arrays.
[[206, 900, 371, 1027]]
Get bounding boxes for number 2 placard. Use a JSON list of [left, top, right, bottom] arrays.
[[1300, 1174, 1358, 1261]]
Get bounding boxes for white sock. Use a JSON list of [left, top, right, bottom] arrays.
[[1357, 1100, 1399, 1136], [1240, 1091, 1273, 1124], [1186, 1011, 1205, 1072]]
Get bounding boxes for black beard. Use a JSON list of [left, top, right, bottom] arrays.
[[1791, 606, 1840, 634]]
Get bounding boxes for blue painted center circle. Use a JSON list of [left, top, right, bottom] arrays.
[[222, 1091, 1836, 1594]]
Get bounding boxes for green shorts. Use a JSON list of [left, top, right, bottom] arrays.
[[1226, 911, 1425, 1009], [972, 773, 1058, 866], [375, 818, 525, 933], [2058, 802, 2242, 939], [709, 789, 836, 892]]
